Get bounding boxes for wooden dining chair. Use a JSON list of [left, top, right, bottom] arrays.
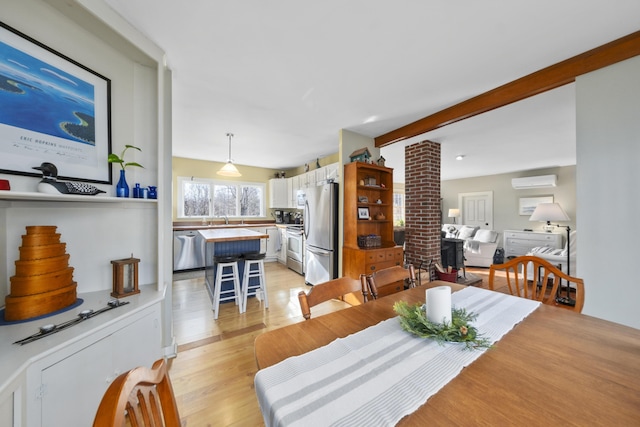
[[365, 264, 416, 300], [93, 358, 181, 427], [489, 255, 585, 313], [298, 276, 367, 320]]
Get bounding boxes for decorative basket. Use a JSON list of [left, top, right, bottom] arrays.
[[358, 234, 381, 248]]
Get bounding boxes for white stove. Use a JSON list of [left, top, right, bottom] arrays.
[[286, 225, 304, 275]]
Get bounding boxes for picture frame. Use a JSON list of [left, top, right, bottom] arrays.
[[0, 22, 112, 184], [358, 195, 368, 203], [519, 196, 553, 216], [357, 207, 370, 220]]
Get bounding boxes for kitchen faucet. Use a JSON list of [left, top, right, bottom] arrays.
[[222, 215, 229, 224]]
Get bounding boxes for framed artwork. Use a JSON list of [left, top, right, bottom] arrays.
[[519, 196, 553, 216], [358, 195, 368, 203], [0, 22, 112, 184], [357, 207, 370, 220]]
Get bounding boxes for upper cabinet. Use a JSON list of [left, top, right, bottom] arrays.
[[268, 179, 289, 208], [270, 163, 339, 209]]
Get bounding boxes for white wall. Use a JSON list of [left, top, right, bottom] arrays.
[[1, 0, 164, 299], [576, 56, 640, 328], [338, 129, 380, 275], [442, 165, 577, 234]]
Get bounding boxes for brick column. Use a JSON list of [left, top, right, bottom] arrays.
[[404, 140, 441, 282]]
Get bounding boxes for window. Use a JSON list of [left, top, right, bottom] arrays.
[[181, 179, 212, 217], [178, 177, 265, 219], [393, 191, 405, 226]]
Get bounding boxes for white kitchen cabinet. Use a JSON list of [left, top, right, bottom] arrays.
[[269, 178, 290, 208], [297, 172, 309, 190], [278, 227, 288, 264], [315, 166, 327, 183], [283, 164, 339, 209], [266, 227, 280, 261], [289, 175, 301, 208], [255, 227, 280, 261], [324, 162, 340, 183], [309, 163, 339, 186], [305, 170, 316, 188]]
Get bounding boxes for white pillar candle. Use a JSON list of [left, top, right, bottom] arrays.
[[426, 286, 452, 324]]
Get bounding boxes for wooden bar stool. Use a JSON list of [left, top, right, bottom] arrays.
[[212, 255, 242, 319], [241, 252, 268, 313]]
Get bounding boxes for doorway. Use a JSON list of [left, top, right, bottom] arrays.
[[458, 191, 493, 230]]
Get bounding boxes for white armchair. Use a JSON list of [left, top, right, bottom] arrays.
[[441, 224, 500, 268], [527, 230, 577, 277]]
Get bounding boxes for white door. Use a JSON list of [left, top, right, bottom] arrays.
[[458, 191, 493, 229]]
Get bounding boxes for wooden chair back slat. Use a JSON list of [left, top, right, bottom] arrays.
[[298, 277, 366, 320], [93, 359, 181, 427], [489, 255, 584, 313], [366, 264, 416, 300]]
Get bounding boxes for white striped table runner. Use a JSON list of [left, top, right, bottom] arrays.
[[255, 286, 540, 427]]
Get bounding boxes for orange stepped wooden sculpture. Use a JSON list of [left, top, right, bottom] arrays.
[[4, 225, 77, 321]]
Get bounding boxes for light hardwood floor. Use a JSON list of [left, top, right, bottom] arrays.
[[168, 263, 514, 426]]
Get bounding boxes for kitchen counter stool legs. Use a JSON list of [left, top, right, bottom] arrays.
[[212, 255, 242, 320], [241, 252, 268, 313]]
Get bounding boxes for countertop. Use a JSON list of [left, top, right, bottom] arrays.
[[173, 222, 276, 231], [173, 222, 302, 231], [198, 228, 269, 242], [0, 284, 164, 395]]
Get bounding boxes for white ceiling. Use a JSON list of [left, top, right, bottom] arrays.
[[104, 0, 640, 181]]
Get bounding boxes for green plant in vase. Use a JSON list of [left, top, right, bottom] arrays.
[[109, 144, 144, 197]]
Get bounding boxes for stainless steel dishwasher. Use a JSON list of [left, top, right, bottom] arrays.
[[173, 230, 206, 271]]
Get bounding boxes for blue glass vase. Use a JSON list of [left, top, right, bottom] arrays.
[[116, 169, 129, 197], [148, 186, 157, 199]]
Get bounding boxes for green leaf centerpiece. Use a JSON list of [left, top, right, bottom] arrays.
[[393, 301, 491, 350]]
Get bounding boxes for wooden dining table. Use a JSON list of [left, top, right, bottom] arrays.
[[254, 281, 640, 425]]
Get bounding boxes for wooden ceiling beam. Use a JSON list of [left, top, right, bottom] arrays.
[[375, 30, 640, 147]]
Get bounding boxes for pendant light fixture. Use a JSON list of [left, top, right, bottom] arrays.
[[217, 133, 241, 177]]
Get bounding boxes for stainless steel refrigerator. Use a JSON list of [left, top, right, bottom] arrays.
[[303, 182, 338, 285]]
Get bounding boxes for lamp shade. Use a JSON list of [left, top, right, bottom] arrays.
[[529, 203, 570, 222], [217, 162, 241, 177], [217, 133, 242, 177], [448, 208, 460, 218]]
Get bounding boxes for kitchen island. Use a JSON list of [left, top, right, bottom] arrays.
[[199, 228, 269, 310]]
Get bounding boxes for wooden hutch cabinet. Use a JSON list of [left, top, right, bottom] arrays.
[[343, 162, 403, 283]]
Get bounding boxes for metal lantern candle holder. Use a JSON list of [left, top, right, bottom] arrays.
[[111, 255, 140, 298]]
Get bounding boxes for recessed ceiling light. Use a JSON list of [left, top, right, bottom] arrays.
[[456, 155, 465, 160]]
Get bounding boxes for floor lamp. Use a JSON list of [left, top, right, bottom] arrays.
[[529, 203, 574, 306]]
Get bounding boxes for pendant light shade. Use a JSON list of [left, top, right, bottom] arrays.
[[217, 133, 241, 177]]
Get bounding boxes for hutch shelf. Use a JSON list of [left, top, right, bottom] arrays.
[[342, 162, 403, 287]]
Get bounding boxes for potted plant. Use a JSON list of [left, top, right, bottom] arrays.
[[108, 144, 144, 197]]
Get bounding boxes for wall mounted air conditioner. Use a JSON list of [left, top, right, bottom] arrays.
[[511, 174, 557, 189]]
